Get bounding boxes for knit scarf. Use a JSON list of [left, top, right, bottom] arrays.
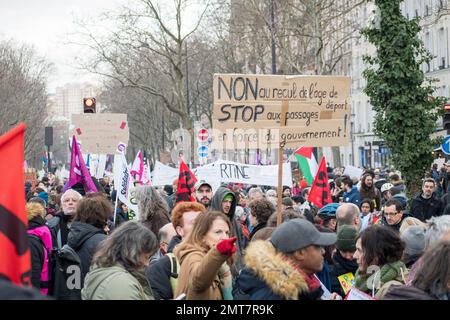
[[288, 260, 321, 292], [355, 261, 407, 295]]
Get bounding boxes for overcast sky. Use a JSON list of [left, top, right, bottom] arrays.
[[0, 0, 124, 93]]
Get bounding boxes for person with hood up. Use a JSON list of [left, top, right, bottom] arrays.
[[26, 202, 53, 295], [174, 211, 237, 300], [210, 186, 245, 274], [234, 218, 340, 300], [82, 221, 158, 300], [135, 185, 171, 240], [67, 192, 113, 288]]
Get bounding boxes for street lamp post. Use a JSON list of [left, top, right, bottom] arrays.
[[350, 113, 355, 166]]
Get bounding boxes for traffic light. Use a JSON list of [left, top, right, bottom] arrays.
[[444, 103, 450, 131], [83, 98, 96, 113]]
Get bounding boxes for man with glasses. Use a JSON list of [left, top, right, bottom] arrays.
[[380, 199, 409, 232]]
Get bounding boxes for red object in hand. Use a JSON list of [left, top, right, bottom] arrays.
[[216, 237, 237, 256]]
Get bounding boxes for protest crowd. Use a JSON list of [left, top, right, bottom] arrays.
[[1, 127, 449, 301]]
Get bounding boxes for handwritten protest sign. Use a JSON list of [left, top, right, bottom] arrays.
[[71, 114, 129, 154], [212, 74, 351, 149]]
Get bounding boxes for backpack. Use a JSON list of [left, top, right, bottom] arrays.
[[27, 233, 52, 295], [166, 252, 180, 296], [50, 244, 83, 300]]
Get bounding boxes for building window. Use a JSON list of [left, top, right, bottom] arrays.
[[425, 5, 430, 16]]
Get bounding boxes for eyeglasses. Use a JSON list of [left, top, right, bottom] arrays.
[[383, 210, 399, 217]]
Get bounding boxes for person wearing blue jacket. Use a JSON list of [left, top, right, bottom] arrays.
[[342, 176, 361, 206]]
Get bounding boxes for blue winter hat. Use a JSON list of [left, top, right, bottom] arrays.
[[37, 191, 48, 207]]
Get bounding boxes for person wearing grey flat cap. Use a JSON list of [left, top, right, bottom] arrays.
[[235, 218, 341, 300]]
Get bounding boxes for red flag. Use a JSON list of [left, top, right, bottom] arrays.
[[175, 159, 198, 203], [0, 123, 31, 286], [308, 156, 332, 209]]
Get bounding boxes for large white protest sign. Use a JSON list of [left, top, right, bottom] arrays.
[[151, 160, 292, 189], [215, 160, 292, 188], [343, 165, 363, 180]]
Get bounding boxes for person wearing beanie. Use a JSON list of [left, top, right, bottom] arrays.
[[282, 197, 294, 210], [329, 225, 359, 297], [401, 225, 426, 268], [37, 191, 49, 208]]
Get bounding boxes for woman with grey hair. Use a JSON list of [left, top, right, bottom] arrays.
[[135, 185, 171, 240], [82, 221, 158, 300], [406, 215, 450, 284]]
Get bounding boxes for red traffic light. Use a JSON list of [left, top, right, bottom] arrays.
[[83, 98, 96, 113]]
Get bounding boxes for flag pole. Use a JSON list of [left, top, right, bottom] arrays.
[[277, 101, 288, 226], [113, 151, 123, 226], [113, 185, 119, 226]]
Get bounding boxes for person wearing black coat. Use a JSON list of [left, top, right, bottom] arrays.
[[67, 193, 112, 287], [247, 198, 275, 242], [145, 201, 206, 299], [26, 202, 53, 294], [146, 235, 181, 300], [410, 179, 443, 222], [47, 189, 82, 249], [329, 250, 358, 297], [114, 201, 129, 227], [329, 225, 358, 297], [67, 221, 107, 286]]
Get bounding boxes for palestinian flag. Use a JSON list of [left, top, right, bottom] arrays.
[[0, 124, 31, 286], [294, 147, 318, 187], [175, 159, 198, 203]]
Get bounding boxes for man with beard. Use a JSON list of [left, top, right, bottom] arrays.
[[195, 180, 213, 208]]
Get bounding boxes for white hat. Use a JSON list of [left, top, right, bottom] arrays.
[[381, 183, 394, 193]]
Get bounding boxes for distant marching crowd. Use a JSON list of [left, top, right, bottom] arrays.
[[13, 163, 450, 300]]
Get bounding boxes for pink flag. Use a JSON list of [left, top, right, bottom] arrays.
[[63, 136, 98, 193], [130, 150, 144, 183]]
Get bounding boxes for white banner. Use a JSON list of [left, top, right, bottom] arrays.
[[151, 161, 179, 187], [151, 160, 292, 189], [96, 154, 107, 179], [343, 165, 364, 180], [115, 153, 139, 220]]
